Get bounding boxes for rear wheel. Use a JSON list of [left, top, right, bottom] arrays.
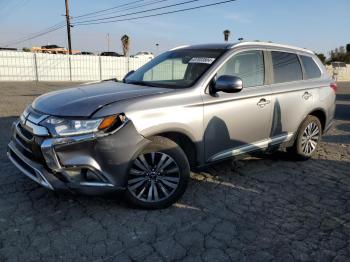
[[288, 115, 322, 160], [125, 136, 190, 209]]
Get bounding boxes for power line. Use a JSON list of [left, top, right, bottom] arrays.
[[74, 0, 202, 24], [1, 23, 66, 47], [1, 0, 236, 48], [1, 0, 166, 47], [72, 0, 172, 21], [74, 0, 145, 19], [73, 0, 236, 26], [1, 21, 65, 46], [1, 0, 150, 47]]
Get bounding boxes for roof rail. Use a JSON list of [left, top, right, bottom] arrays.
[[229, 41, 314, 54], [170, 45, 190, 51]]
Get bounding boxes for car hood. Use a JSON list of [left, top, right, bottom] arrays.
[[32, 81, 173, 117]]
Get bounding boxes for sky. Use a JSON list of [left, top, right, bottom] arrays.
[[0, 0, 349, 56]]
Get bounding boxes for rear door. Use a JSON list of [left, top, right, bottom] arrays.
[[268, 51, 316, 141]]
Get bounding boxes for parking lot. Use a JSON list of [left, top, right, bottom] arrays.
[[0, 81, 349, 262]]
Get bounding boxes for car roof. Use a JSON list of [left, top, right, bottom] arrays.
[[173, 41, 314, 54], [171, 43, 231, 50]]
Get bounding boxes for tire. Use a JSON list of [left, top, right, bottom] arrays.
[[287, 115, 322, 160], [125, 136, 190, 209]]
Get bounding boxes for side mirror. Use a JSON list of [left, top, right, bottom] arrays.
[[214, 75, 243, 93], [123, 70, 135, 82]]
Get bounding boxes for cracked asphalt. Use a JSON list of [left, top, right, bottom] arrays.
[[0, 81, 349, 262]]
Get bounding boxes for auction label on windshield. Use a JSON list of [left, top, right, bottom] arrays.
[[189, 57, 215, 64]]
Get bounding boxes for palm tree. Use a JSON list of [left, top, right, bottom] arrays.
[[121, 34, 130, 57], [223, 30, 231, 42]]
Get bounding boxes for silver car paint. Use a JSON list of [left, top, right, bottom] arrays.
[[8, 42, 336, 193], [94, 42, 335, 166]]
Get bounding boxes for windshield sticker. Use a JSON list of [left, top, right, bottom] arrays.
[[188, 57, 215, 64]]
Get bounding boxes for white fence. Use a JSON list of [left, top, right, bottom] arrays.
[[0, 51, 151, 81], [326, 65, 350, 82], [2, 51, 349, 83]]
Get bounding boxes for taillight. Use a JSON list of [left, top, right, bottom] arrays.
[[330, 82, 337, 92]]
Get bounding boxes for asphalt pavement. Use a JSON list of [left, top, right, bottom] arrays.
[[0, 81, 349, 262]]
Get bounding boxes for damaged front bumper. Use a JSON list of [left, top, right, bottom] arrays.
[[7, 119, 149, 194]]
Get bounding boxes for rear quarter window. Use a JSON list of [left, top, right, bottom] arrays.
[[271, 51, 302, 84], [301, 55, 321, 79]]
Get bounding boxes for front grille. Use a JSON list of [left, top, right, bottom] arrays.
[[15, 134, 34, 160], [18, 123, 34, 140], [13, 123, 47, 165], [8, 145, 54, 190], [9, 149, 37, 177], [16, 133, 32, 152]]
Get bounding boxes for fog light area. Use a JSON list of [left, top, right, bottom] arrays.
[[62, 168, 103, 183]]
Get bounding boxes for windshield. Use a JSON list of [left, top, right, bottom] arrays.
[[125, 48, 225, 88]]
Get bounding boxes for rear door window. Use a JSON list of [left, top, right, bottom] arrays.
[[301, 55, 321, 79], [271, 51, 302, 84]]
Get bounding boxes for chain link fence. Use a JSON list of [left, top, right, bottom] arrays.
[[0, 51, 151, 81]]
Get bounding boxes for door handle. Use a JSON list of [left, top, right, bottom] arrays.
[[257, 98, 270, 108], [302, 92, 312, 100]]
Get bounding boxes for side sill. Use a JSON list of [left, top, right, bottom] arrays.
[[208, 133, 294, 163]]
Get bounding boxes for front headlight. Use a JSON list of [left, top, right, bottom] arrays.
[[41, 115, 121, 137]]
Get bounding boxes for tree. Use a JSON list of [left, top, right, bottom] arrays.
[[121, 34, 130, 57], [346, 43, 350, 53], [316, 53, 326, 64], [334, 48, 339, 56], [223, 30, 230, 42], [339, 46, 345, 54], [22, 47, 31, 52]]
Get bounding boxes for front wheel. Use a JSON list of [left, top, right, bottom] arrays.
[[288, 115, 322, 160], [125, 136, 190, 209]]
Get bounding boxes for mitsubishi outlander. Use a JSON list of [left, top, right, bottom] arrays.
[[8, 42, 336, 209]]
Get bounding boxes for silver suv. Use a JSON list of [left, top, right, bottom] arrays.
[[8, 42, 336, 209]]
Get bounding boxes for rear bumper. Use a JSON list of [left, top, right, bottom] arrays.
[[324, 100, 336, 134], [7, 119, 149, 194]]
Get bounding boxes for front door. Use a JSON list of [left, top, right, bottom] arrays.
[[203, 50, 273, 162]]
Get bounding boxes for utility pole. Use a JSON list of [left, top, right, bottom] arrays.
[[65, 0, 72, 55]]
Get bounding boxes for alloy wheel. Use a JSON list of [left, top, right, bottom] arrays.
[[301, 122, 320, 155], [127, 152, 180, 203]]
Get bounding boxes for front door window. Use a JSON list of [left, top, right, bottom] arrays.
[[217, 50, 264, 87]]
